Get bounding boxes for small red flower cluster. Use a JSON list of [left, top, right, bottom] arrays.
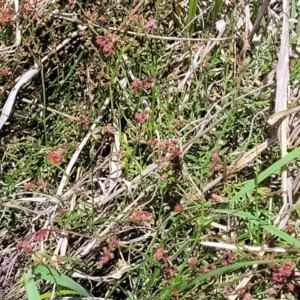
[[271, 261, 295, 283], [0, 8, 12, 25], [131, 77, 153, 93], [147, 139, 180, 171], [203, 264, 216, 273], [130, 210, 154, 228], [24, 182, 36, 190], [17, 229, 49, 252], [221, 250, 236, 266], [134, 112, 149, 124], [17, 239, 32, 252], [143, 16, 156, 31], [1, 67, 12, 76], [153, 248, 179, 290], [284, 224, 294, 234], [24, 180, 47, 191], [203, 60, 211, 68], [96, 33, 120, 56], [47, 148, 65, 164], [132, 15, 156, 32], [188, 256, 197, 267], [174, 203, 183, 212], [211, 152, 219, 163], [35, 229, 48, 242], [98, 237, 119, 266], [99, 247, 114, 265], [154, 248, 165, 261], [211, 193, 228, 202]]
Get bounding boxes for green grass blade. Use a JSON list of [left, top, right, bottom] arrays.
[[33, 264, 90, 297], [290, 0, 296, 29], [187, 0, 197, 36], [40, 289, 82, 299], [213, 0, 223, 23], [230, 146, 300, 205], [261, 224, 300, 246], [24, 269, 40, 300], [178, 258, 293, 292], [215, 209, 300, 247]]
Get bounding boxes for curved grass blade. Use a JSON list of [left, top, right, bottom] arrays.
[[40, 289, 82, 299], [33, 264, 90, 297], [215, 209, 300, 247], [24, 268, 40, 300], [230, 146, 300, 205], [178, 258, 294, 292]]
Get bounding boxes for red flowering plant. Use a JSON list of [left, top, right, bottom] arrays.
[[174, 203, 183, 213], [134, 112, 149, 124], [35, 229, 48, 242], [130, 210, 154, 228], [17, 238, 33, 253], [96, 33, 120, 57], [1, 67, 12, 76], [46, 148, 65, 164], [0, 8, 12, 25], [98, 247, 115, 266], [147, 139, 181, 172], [131, 77, 154, 93], [24, 182, 36, 190], [270, 261, 297, 292], [153, 247, 179, 286], [130, 15, 156, 33]]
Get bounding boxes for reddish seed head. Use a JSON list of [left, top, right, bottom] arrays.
[[37, 180, 47, 189], [221, 260, 229, 266], [1, 67, 12, 76], [271, 261, 295, 282], [35, 229, 48, 242], [154, 248, 165, 261], [284, 224, 294, 233], [17, 239, 32, 252], [24, 182, 36, 190], [143, 16, 156, 31], [242, 292, 253, 300], [163, 265, 178, 277], [134, 112, 148, 124], [212, 152, 219, 162], [188, 257, 197, 267], [142, 77, 154, 89], [131, 78, 143, 93], [96, 34, 119, 56], [171, 289, 180, 297], [112, 237, 119, 247], [0, 9, 12, 25], [99, 247, 114, 265], [287, 283, 295, 292], [174, 203, 183, 212], [47, 148, 65, 164], [131, 210, 153, 221], [203, 60, 210, 68]]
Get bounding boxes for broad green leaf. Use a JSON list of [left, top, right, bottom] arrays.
[[24, 269, 40, 300], [178, 258, 294, 292], [33, 265, 90, 297], [230, 146, 300, 205]]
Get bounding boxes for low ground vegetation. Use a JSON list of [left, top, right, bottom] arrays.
[[1, 0, 300, 299]]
